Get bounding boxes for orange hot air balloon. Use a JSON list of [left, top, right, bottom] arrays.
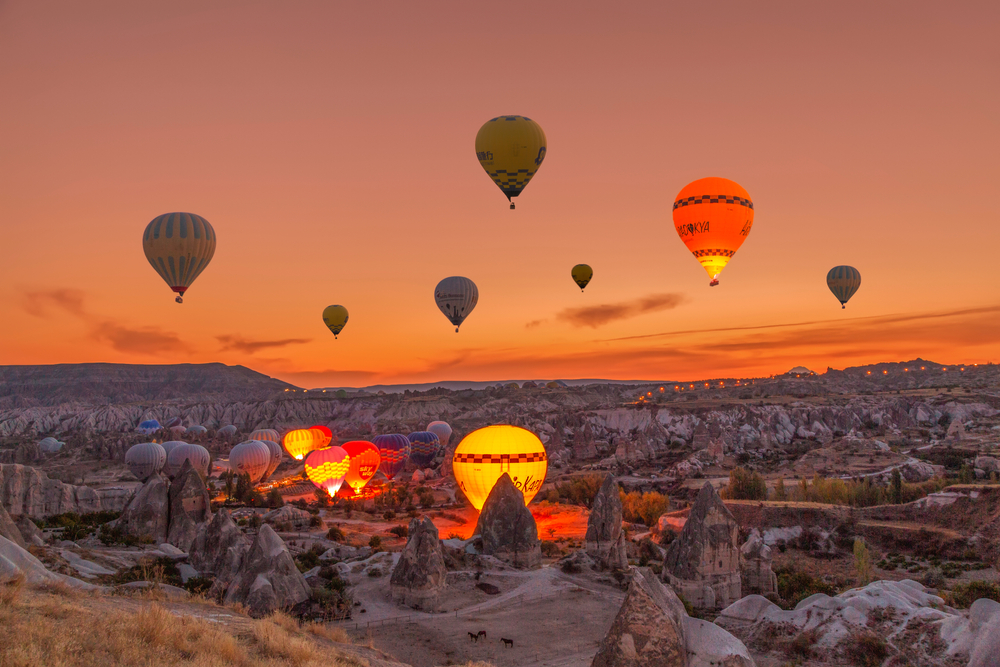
[[304, 446, 351, 497], [342, 440, 381, 494], [672, 177, 754, 286], [310, 425, 333, 448], [283, 428, 319, 461]]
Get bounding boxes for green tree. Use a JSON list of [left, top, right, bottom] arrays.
[[854, 537, 872, 586], [721, 467, 767, 501], [890, 469, 903, 504], [234, 473, 253, 503], [267, 488, 284, 508], [314, 488, 330, 507], [773, 478, 788, 502]]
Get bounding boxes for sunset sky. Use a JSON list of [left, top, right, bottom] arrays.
[[2, 2, 998, 388]]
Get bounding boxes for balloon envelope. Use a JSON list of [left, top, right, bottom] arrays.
[[283, 429, 319, 460], [475, 115, 547, 206], [250, 429, 280, 444], [434, 277, 478, 332], [142, 212, 217, 301], [137, 419, 161, 435], [672, 178, 754, 285], [166, 443, 211, 477], [125, 442, 167, 481], [373, 434, 410, 480], [260, 439, 283, 481], [827, 265, 862, 308], [310, 425, 333, 448], [323, 305, 349, 338], [408, 431, 441, 467], [229, 440, 271, 484], [426, 421, 453, 448], [304, 447, 351, 497], [452, 425, 548, 511], [571, 264, 593, 291], [342, 441, 381, 493]]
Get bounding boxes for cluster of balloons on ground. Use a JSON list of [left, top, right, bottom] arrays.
[[139, 118, 862, 341]]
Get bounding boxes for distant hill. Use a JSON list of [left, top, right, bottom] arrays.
[[320, 378, 662, 394], [0, 363, 297, 408]]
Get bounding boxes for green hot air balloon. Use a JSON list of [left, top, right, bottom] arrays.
[[827, 266, 861, 308]]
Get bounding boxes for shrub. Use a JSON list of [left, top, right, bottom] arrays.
[[295, 550, 320, 572], [368, 536, 382, 552], [620, 490, 669, 527], [720, 467, 767, 501], [267, 489, 284, 508], [309, 515, 323, 528], [561, 560, 581, 574], [183, 576, 214, 595], [326, 526, 345, 542], [418, 489, 435, 508], [844, 631, 889, 667], [775, 566, 837, 608], [382, 510, 396, 520], [950, 581, 1000, 608], [554, 475, 605, 507], [389, 525, 408, 539], [540, 541, 561, 557]]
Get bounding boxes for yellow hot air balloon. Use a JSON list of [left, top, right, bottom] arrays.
[[571, 264, 593, 292], [475, 115, 547, 209], [323, 305, 349, 339], [672, 178, 754, 286], [304, 447, 351, 497], [452, 425, 547, 511], [282, 428, 318, 461], [142, 212, 217, 303]]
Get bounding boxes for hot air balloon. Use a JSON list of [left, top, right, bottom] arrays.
[[323, 305, 349, 339], [283, 429, 318, 460], [373, 434, 410, 480], [827, 266, 862, 309], [260, 439, 283, 481], [250, 429, 280, 444], [452, 425, 548, 511], [142, 212, 217, 303], [571, 264, 593, 292], [229, 440, 271, 483], [475, 115, 547, 209], [408, 431, 441, 467], [426, 421, 452, 448], [304, 446, 351, 497], [125, 442, 167, 481], [137, 419, 161, 435], [166, 443, 211, 478], [310, 425, 333, 448], [38, 437, 64, 454], [218, 424, 238, 439], [342, 441, 381, 494], [672, 178, 754, 286], [186, 425, 207, 436], [434, 276, 478, 332]]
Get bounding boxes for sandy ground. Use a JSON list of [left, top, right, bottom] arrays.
[[344, 565, 624, 667]]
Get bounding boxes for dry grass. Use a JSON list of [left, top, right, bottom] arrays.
[[0, 584, 373, 667]]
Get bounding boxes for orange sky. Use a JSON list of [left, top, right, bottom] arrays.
[[2, 2, 999, 388]]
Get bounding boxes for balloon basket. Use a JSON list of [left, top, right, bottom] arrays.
[[175, 296, 183, 303], [510, 202, 515, 210], [709, 279, 719, 287]]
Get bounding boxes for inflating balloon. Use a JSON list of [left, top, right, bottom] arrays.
[[571, 264, 593, 292], [434, 276, 478, 332], [475, 115, 547, 209], [323, 305, 349, 339], [342, 440, 380, 494], [408, 431, 441, 467], [452, 425, 548, 511], [283, 428, 319, 460], [426, 421, 453, 448], [142, 212, 217, 303], [373, 434, 410, 480], [310, 425, 333, 448], [304, 446, 351, 497], [827, 266, 862, 309], [672, 178, 754, 286], [229, 440, 271, 483]]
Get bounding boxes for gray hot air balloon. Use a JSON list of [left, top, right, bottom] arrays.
[[218, 424, 238, 438], [159, 441, 186, 475], [229, 440, 271, 483], [250, 428, 280, 444], [125, 442, 167, 481], [166, 443, 211, 478], [38, 437, 65, 454], [186, 425, 208, 436], [426, 421, 452, 448], [434, 276, 478, 332], [260, 439, 283, 481]]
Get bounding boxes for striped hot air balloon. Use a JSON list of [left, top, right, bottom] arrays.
[[125, 442, 167, 481], [426, 421, 452, 448], [283, 429, 318, 460], [310, 425, 333, 448], [434, 276, 478, 332], [142, 212, 217, 303], [259, 439, 283, 481], [229, 440, 271, 484], [342, 441, 380, 494], [250, 429, 280, 444], [408, 431, 441, 467], [166, 443, 211, 477], [452, 425, 548, 511], [373, 434, 410, 481], [304, 447, 351, 497], [827, 266, 862, 309]]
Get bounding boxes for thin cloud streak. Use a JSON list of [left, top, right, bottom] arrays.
[[557, 293, 686, 329], [217, 334, 311, 354]]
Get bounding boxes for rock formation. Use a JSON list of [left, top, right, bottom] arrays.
[[166, 460, 211, 551], [15, 515, 45, 547], [592, 567, 756, 667], [263, 505, 313, 531], [0, 502, 25, 548], [475, 473, 541, 569], [0, 464, 127, 519], [189, 509, 251, 585], [222, 524, 310, 617], [390, 516, 447, 609], [739, 529, 777, 597], [116, 472, 170, 543], [662, 482, 741, 611], [585, 474, 627, 570], [0, 536, 94, 589]]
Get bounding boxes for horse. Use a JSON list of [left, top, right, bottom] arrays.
[[500, 638, 514, 648], [468, 632, 479, 643], [477, 630, 487, 640]]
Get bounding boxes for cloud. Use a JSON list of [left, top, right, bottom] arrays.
[[556, 293, 686, 328], [22, 289, 86, 318], [524, 319, 547, 329], [217, 334, 311, 354], [91, 322, 190, 355]]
